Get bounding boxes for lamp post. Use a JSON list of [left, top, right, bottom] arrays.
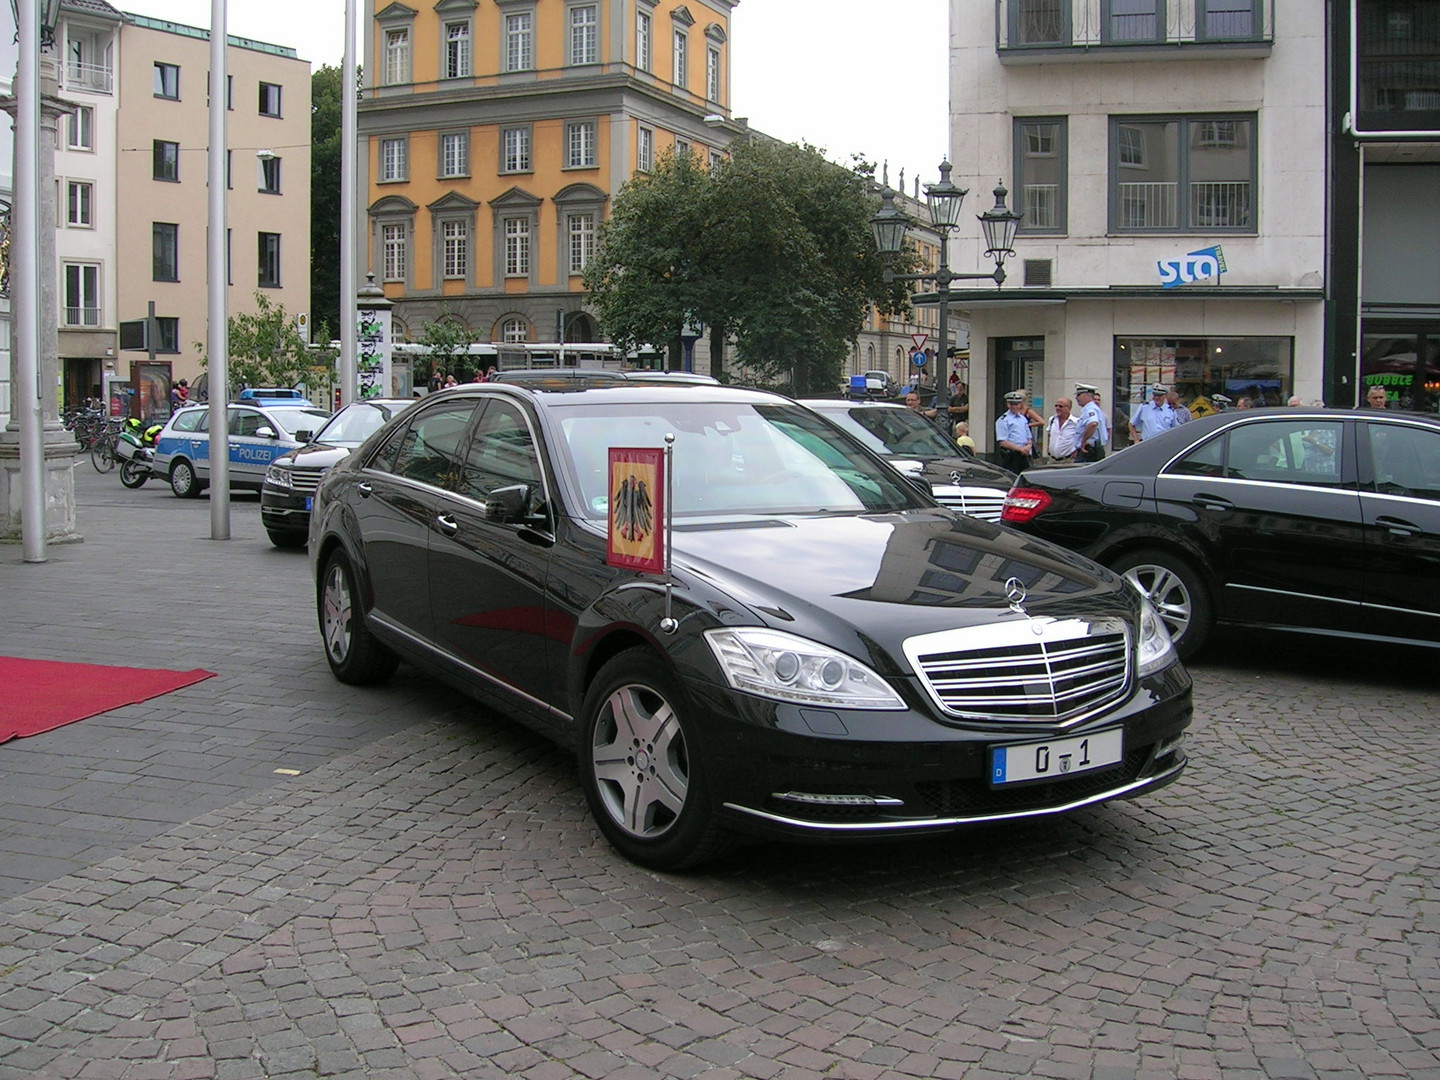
[[870, 161, 1021, 415]]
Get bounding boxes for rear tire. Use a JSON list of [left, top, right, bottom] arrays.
[[1109, 548, 1212, 660], [319, 549, 399, 685], [579, 648, 730, 870], [169, 458, 203, 499], [120, 459, 150, 489]]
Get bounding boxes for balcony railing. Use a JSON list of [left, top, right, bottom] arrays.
[[66, 60, 113, 94], [1118, 182, 1177, 229], [1115, 180, 1251, 230], [64, 306, 101, 328], [1021, 184, 1059, 229], [997, 0, 1274, 57], [1191, 180, 1250, 228]]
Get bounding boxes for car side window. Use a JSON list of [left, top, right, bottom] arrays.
[[1367, 423, 1440, 501], [456, 400, 540, 502], [230, 409, 264, 437], [1169, 434, 1225, 477], [374, 400, 478, 487], [173, 409, 207, 434], [1225, 421, 1344, 487]]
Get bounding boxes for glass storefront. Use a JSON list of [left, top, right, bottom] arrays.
[[1112, 336, 1294, 445], [1361, 328, 1439, 413]]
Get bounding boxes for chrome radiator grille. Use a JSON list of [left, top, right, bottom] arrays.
[[904, 618, 1131, 725], [933, 488, 1007, 522], [288, 466, 328, 495]]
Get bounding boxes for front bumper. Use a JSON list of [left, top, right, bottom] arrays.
[[260, 486, 312, 531], [689, 662, 1193, 841]]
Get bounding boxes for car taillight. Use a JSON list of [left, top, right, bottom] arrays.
[[1001, 487, 1052, 524]]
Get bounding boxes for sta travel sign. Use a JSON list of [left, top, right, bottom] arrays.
[[1158, 245, 1226, 289]]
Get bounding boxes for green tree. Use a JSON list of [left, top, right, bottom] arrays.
[[196, 292, 320, 394], [584, 141, 910, 395], [418, 316, 474, 382], [310, 64, 347, 342]]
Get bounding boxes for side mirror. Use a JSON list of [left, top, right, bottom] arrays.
[[903, 472, 933, 499], [295, 430, 314, 443], [255, 425, 278, 439], [484, 483, 533, 524]]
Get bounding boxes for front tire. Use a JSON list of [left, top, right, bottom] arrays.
[[579, 649, 729, 870], [319, 549, 399, 685], [90, 440, 116, 473], [169, 458, 203, 499], [120, 459, 150, 489], [1109, 548, 1213, 660]]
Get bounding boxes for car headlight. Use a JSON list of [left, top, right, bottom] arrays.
[[264, 463, 293, 489], [1136, 597, 1178, 677], [704, 627, 906, 710]]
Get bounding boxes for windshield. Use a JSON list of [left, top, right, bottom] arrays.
[[315, 401, 406, 446], [552, 400, 924, 519], [821, 405, 956, 458], [264, 408, 332, 437]]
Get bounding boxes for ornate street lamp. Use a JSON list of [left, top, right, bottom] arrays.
[[871, 162, 1021, 413]]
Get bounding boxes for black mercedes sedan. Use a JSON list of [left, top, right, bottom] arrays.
[[310, 383, 1192, 869], [1001, 407, 1440, 659], [799, 399, 1016, 522]]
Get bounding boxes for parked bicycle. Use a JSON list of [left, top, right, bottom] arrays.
[[89, 418, 125, 473], [64, 407, 106, 449]]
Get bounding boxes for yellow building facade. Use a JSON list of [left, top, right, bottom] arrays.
[[361, 0, 737, 353]]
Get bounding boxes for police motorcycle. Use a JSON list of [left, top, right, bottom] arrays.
[[116, 417, 163, 489]]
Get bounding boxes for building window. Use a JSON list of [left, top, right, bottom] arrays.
[[1104, 0, 1163, 43], [505, 13, 533, 72], [444, 21, 472, 78], [1109, 115, 1255, 232], [66, 180, 93, 227], [63, 263, 100, 327], [502, 126, 531, 173], [442, 220, 469, 279], [382, 223, 407, 282], [153, 223, 178, 281], [706, 46, 720, 101], [153, 61, 179, 99], [1014, 118, 1066, 234], [637, 126, 653, 172], [636, 10, 651, 71], [258, 81, 282, 116], [709, 149, 723, 170], [381, 137, 408, 182], [570, 4, 598, 65], [258, 232, 281, 287], [566, 120, 596, 168], [505, 217, 530, 275], [501, 316, 529, 342], [155, 317, 180, 354], [260, 155, 281, 193], [672, 29, 687, 86], [1011, 0, 1069, 45], [67, 105, 93, 150], [674, 137, 690, 160], [152, 140, 179, 182], [440, 132, 469, 177], [1198, 0, 1258, 40], [384, 27, 411, 84], [568, 213, 595, 273]]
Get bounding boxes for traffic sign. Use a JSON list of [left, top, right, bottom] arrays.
[[910, 333, 929, 351], [911, 351, 927, 368]]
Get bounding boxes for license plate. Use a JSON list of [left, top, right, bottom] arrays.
[[990, 728, 1123, 786], [305, 497, 313, 510]]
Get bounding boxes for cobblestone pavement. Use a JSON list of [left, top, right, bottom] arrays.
[[1, 462, 1437, 1079]]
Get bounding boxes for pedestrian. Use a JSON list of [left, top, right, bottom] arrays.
[[444, 374, 458, 388], [1287, 395, 1304, 407], [1366, 386, 1388, 409], [1021, 390, 1045, 450], [995, 389, 1034, 473], [1044, 397, 1081, 462], [905, 389, 949, 439], [1074, 382, 1109, 462], [428, 369, 443, 393], [484, 366, 499, 382], [953, 421, 976, 457], [1236, 396, 1254, 409], [1130, 384, 1178, 443], [1166, 389, 1192, 424]]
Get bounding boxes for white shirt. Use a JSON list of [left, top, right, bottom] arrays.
[[1045, 414, 1080, 458]]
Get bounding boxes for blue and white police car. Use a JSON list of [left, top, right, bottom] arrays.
[[152, 401, 331, 499]]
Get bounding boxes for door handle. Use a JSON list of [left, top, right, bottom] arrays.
[[1375, 515, 1421, 537], [435, 513, 459, 536], [356, 482, 372, 498], [1192, 494, 1233, 512]]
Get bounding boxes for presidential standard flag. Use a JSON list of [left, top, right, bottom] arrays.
[[606, 447, 665, 574]]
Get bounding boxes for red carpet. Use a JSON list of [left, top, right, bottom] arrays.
[[0, 657, 216, 743]]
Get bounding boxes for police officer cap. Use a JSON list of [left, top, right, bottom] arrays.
[[1075, 382, 1098, 394], [1004, 390, 1027, 404], [1151, 384, 1168, 395]]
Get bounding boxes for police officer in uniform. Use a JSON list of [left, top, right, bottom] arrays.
[[1075, 382, 1109, 462], [1130, 384, 1178, 443], [995, 389, 1034, 474]]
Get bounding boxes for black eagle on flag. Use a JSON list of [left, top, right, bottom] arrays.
[[612, 473, 654, 542]]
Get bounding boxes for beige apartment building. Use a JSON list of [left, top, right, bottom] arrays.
[[113, 15, 309, 415]]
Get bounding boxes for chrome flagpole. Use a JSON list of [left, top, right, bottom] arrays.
[[660, 432, 676, 634], [207, 0, 231, 538]]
